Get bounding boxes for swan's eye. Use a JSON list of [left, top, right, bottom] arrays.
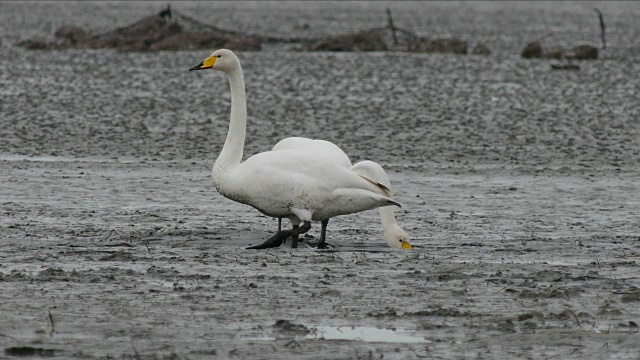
[[398, 239, 403, 243], [217, 55, 222, 58]]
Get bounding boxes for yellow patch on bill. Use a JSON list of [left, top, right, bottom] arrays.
[[201, 56, 217, 69], [401, 242, 413, 250]]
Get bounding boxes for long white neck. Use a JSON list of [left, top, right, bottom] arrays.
[[214, 67, 246, 174], [379, 206, 397, 229]]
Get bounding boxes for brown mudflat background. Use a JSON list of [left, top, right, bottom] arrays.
[[1, 2, 640, 359]]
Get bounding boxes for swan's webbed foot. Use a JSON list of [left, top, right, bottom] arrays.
[[315, 242, 334, 249], [246, 231, 291, 250], [247, 221, 310, 250]]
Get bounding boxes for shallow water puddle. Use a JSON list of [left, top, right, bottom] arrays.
[[306, 326, 428, 343]]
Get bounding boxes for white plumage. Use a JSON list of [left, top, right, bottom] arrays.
[[273, 137, 413, 249], [189, 49, 400, 248]]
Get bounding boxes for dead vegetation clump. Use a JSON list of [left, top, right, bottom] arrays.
[[521, 41, 598, 60], [16, 9, 262, 52], [299, 30, 388, 52], [620, 291, 640, 303], [273, 320, 311, 334], [299, 26, 489, 56]]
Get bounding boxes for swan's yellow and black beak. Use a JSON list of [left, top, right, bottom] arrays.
[[401, 241, 413, 250], [189, 55, 217, 71]]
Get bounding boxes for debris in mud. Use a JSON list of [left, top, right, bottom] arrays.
[[292, 7, 486, 54], [54, 25, 90, 44], [530, 269, 568, 282], [598, 303, 623, 316], [564, 44, 599, 60], [471, 43, 491, 55], [4, 346, 58, 357], [368, 308, 398, 318], [298, 26, 487, 56], [521, 41, 598, 60], [273, 320, 311, 334], [297, 28, 395, 52], [551, 63, 580, 71], [620, 291, 640, 303], [517, 312, 543, 321], [16, 5, 490, 56], [16, 8, 262, 52], [406, 307, 473, 318], [98, 251, 139, 261], [368, 306, 473, 318], [521, 40, 543, 58], [517, 286, 584, 299]]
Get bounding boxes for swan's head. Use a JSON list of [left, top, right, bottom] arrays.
[[384, 224, 413, 250], [189, 49, 240, 73]]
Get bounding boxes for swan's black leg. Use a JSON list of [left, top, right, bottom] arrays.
[[316, 219, 330, 249], [279, 218, 287, 245], [290, 224, 300, 248]]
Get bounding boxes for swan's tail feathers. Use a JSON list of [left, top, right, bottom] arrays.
[[384, 198, 402, 208], [331, 188, 401, 214], [358, 174, 392, 197]]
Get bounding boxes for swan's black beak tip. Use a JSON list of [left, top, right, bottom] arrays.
[[189, 62, 204, 71]]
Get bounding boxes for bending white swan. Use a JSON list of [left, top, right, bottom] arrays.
[[272, 137, 413, 250], [189, 49, 400, 249]]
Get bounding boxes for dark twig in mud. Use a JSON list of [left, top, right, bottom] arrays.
[[141, 240, 151, 251], [47, 311, 55, 336], [104, 229, 122, 241], [284, 340, 301, 349], [231, 328, 243, 340], [594, 8, 606, 49], [594, 253, 601, 269], [386, 8, 398, 45], [564, 309, 581, 327], [104, 242, 135, 248], [130, 341, 141, 360], [399, 251, 422, 262]]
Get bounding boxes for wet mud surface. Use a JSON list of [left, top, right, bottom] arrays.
[[2, 159, 639, 359], [2, 2, 640, 359]]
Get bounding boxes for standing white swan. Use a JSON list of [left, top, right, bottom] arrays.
[[272, 137, 413, 249], [189, 49, 401, 249]]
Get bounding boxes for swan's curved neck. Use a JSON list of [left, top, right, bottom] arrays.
[[215, 67, 246, 172], [379, 207, 397, 228]]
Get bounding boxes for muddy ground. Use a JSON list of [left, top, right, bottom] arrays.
[[2, 2, 640, 359], [2, 158, 640, 359]]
